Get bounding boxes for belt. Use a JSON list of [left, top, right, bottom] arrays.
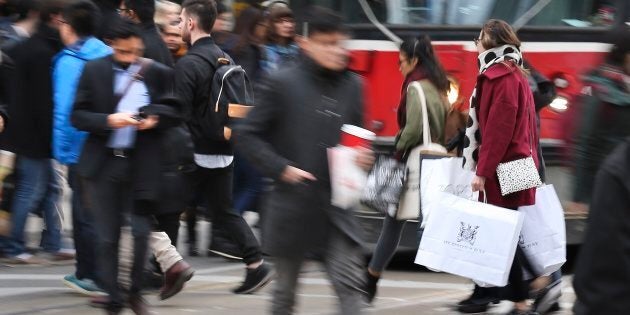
[[111, 148, 131, 158]]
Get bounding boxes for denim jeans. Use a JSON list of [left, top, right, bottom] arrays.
[[233, 153, 263, 214], [6, 156, 61, 256]]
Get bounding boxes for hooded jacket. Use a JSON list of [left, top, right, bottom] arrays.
[[52, 37, 112, 165], [572, 64, 630, 203]]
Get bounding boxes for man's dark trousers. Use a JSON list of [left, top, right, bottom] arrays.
[[68, 166, 99, 283], [190, 164, 262, 264], [86, 155, 151, 311]]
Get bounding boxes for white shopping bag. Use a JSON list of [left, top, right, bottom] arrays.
[[327, 146, 368, 209], [518, 185, 566, 277], [415, 192, 524, 287], [419, 157, 479, 228]]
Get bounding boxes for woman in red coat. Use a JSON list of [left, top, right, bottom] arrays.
[[460, 20, 540, 315]]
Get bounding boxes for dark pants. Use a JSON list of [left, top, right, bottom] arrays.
[[190, 164, 262, 265], [272, 226, 365, 315], [154, 213, 180, 247], [503, 246, 531, 302], [68, 166, 98, 282], [233, 153, 263, 214], [86, 156, 151, 311]]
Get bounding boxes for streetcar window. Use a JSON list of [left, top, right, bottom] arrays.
[[285, 0, 621, 28]]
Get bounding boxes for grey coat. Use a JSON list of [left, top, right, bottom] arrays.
[[234, 57, 365, 258]]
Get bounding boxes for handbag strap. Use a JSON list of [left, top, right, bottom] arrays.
[[113, 58, 153, 107], [408, 81, 431, 147]]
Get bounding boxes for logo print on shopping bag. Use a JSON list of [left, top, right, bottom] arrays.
[[457, 222, 479, 245], [519, 234, 525, 246]]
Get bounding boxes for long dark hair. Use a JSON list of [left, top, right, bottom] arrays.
[[400, 35, 450, 94], [232, 6, 265, 54]]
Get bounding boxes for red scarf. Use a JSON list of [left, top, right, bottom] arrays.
[[397, 67, 427, 128]]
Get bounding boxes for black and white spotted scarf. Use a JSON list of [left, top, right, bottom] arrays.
[[462, 44, 523, 171]]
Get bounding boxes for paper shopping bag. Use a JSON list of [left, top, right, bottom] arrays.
[[518, 185, 566, 276], [419, 157, 478, 228], [415, 192, 524, 287], [327, 146, 368, 209]]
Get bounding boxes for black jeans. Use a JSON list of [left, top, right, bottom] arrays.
[[189, 164, 262, 265], [154, 213, 181, 246], [86, 156, 151, 311], [68, 166, 99, 282]]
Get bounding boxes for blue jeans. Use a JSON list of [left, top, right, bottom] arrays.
[[233, 153, 263, 214], [6, 157, 61, 256]]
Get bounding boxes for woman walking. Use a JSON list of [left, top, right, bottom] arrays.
[[461, 19, 540, 315], [366, 35, 451, 303]]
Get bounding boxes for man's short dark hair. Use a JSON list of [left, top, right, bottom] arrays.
[[5, 0, 39, 22], [296, 5, 346, 37], [124, 0, 155, 24], [39, 0, 67, 23], [106, 17, 143, 41], [62, 0, 100, 37], [181, 0, 217, 34]]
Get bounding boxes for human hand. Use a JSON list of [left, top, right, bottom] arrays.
[[355, 147, 375, 172], [107, 113, 141, 129], [0, 116, 4, 133], [137, 115, 159, 130], [471, 175, 486, 192], [280, 166, 316, 184]]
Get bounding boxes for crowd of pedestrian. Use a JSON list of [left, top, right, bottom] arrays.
[[0, 0, 628, 315]]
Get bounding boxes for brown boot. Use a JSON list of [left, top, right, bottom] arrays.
[[159, 260, 195, 300]]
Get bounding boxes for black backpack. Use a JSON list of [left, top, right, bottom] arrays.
[[199, 55, 254, 141]]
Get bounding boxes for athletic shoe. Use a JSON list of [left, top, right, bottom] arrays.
[[63, 274, 106, 297]]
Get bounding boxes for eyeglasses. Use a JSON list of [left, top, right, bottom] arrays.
[[275, 17, 294, 24], [116, 8, 133, 15], [473, 37, 481, 45]]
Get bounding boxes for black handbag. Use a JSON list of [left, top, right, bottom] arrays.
[[360, 155, 406, 215]]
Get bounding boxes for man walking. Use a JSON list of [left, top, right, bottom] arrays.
[[174, 0, 272, 294], [1, 0, 73, 264], [71, 19, 180, 314], [53, 0, 111, 295], [235, 6, 374, 315]]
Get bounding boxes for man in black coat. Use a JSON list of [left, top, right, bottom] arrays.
[[235, 6, 374, 315], [573, 137, 630, 315], [0, 0, 72, 264], [71, 20, 178, 314], [174, 0, 272, 295], [120, 0, 174, 67]]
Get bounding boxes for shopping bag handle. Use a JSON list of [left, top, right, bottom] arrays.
[[481, 189, 487, 204]]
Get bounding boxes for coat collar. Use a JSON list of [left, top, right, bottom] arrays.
[[479, 61, 519, 81]]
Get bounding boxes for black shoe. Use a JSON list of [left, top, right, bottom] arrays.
[[505, 309, 539, 315], [232, 263, 274, 294], [457, 301, 490, 313], [456, 286, 500, 313], [532, 279, 562, 314], [365, 271, 379, 303]]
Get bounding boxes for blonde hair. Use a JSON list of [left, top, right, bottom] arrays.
[[155, 0, 181, 26]]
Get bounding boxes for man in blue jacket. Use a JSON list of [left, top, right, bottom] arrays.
[[52, 0, 111, 296]]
